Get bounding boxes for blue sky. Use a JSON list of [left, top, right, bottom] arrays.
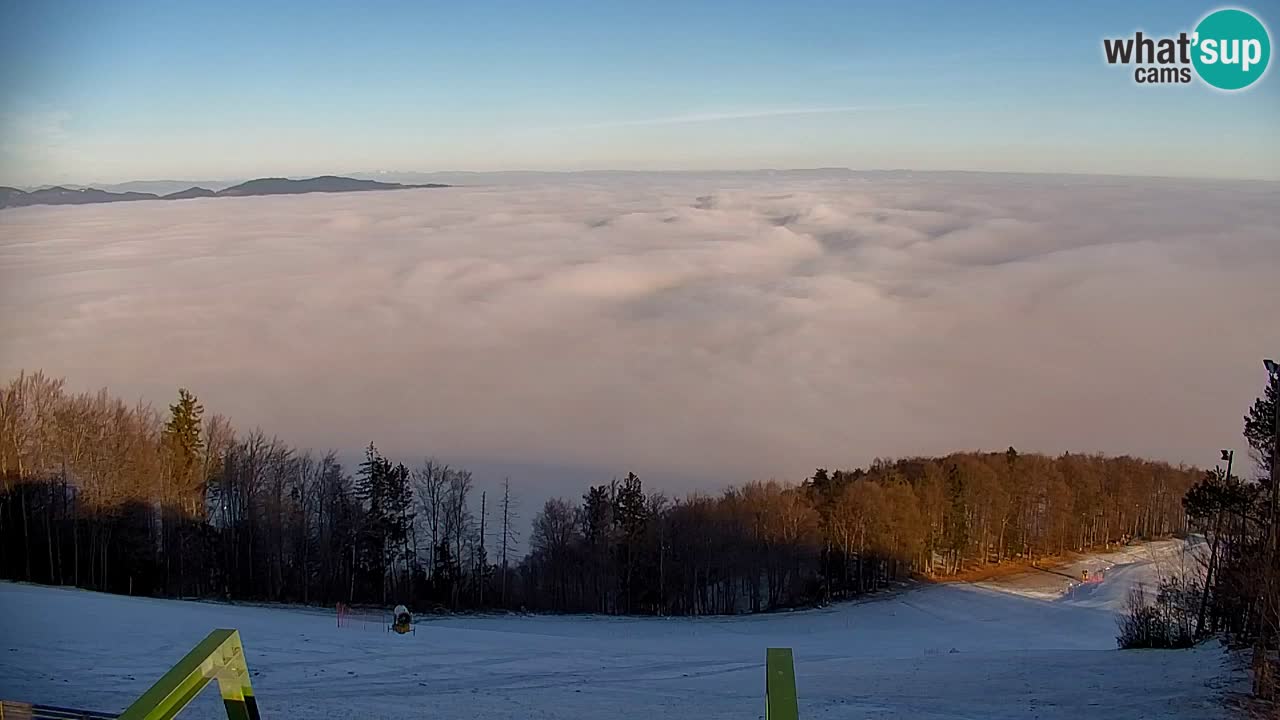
[[1, 0, 1277, 184]]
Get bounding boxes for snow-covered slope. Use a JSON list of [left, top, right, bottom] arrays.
[[975, 538, 1206, 608], [0, 540, 1237, 719]]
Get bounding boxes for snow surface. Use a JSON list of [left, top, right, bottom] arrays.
[[0, 540, 1240, 719]]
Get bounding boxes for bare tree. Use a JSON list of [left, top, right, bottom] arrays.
[[477, 491, 487, 606], [499, 478, 519, 607], [529, 498, 579, 611], [0, 369, 1207, 622], [413, 459, 450, 582], [445, 468, 473, 608]]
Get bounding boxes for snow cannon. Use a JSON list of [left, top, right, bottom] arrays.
[[391, 605, 414, 635]]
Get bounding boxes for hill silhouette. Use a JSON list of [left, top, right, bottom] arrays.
[[1, 175, 448, 209]]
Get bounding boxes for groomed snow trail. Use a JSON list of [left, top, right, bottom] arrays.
[[0, 540, 1239, 719]]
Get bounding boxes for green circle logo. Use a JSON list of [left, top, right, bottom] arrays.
[[1192, 8, 1271, 90]]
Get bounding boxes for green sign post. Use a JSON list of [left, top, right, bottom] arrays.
[[765, 648, 798, 720]]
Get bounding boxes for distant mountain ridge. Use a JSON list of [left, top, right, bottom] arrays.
[[0, 175, 448, 210], [162, 187, 217, 200]]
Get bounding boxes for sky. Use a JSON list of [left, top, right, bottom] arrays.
[[2, 172, 1277, 504], [0, 3, 1278, 511], [1, 0, 1278, 185]]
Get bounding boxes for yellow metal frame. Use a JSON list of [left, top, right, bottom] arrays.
[[118, 629, 259, 720]]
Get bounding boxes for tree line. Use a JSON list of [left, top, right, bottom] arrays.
[[1179, 372, 1278, 700], [524, 450, 1198, 614], [0, 371, 519, 609], [1, 369, 1201, 616]]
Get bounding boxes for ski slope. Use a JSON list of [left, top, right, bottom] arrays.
[[973, 538, 1207, 606], [0, 541, 1239, 719]]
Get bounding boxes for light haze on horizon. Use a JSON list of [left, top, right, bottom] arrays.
[[1, 0, 1279, 185]]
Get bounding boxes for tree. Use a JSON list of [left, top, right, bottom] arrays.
[[159, 389, 214, 597], [614, 472, 648, 613], [389, 462, 415, 601], [499, 478, 519, 608], [836, 479, 884, 591], [354, 444, 414, 604], [413, 459, 450, 586], [0, 369, 1208, 621], [530, 498, 579, 611], [1244, 373, 1280, 699], [445, 469, 473, 608], [1244, 378, 1278, 482], [163, 390, 204, 475], [1184, 465, 1249, 637], [476, 490, 488, 606], [581, 484, 613, 612]]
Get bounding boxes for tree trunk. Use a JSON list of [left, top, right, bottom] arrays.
[[73, 512, 80, 587], [18, 486, 32, 581], [1195, 506, 1225, 637], [44, 485, 56, 584]]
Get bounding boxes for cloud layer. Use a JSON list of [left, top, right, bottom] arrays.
[[2, 171, 1277, 495]]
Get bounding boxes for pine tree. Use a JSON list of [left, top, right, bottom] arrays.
[[160, 388, 205, 594], [355, 444, 387, 602], [614, 472, 648, 613], [356, 444, 416, 604], [582, 484, 613, 611], [162, 388, 205, 510], [388, 462, 415, 601], [164, 389, 204, 460], [1244, 379, 1278, 483]]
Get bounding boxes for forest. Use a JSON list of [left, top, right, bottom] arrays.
[[0, 369, 1223, 617], [1177, 371, 1278, 699]]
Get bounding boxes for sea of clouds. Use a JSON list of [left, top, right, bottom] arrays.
[[1, 171, 1277, 497]]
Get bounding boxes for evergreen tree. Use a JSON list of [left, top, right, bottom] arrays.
[[614, 472, 648, 612], [160, 388, 206, 593], [354, 445, 415, 604], [162, 388, 205, 506], [1244, 379, 1278, 482], [355, 443, 388, 601], [388, 462, 415, 600], [582, 484, 613, 611]]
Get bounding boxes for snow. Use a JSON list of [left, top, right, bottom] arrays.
[[0, 540, 1241, 719], [974, 538, 1207, 607]]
